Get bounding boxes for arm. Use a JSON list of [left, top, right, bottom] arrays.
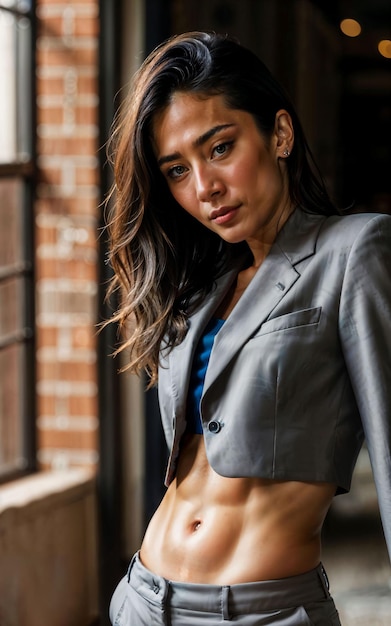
[[339, 213, 391, 561]]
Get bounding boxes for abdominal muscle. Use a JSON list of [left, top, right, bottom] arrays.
[[140, 432, 336, 585]]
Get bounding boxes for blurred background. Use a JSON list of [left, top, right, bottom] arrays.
[[0, 0, 390, 625]]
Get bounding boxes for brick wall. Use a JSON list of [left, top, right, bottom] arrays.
[[35, 0, 100, 471]]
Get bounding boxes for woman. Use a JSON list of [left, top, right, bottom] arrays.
[[107, 32, 391, 625]]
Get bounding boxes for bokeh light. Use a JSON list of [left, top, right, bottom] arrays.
[[340, 18, 362, 37], [378, 40, 391, 59]]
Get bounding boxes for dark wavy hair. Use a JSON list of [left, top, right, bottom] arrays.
[[106, 31, 338, 384]]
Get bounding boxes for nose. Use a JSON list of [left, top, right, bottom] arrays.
[[194, 164, 225, 203]]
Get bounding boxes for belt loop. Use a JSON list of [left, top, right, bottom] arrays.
[[221, 585, 231, 620], [318, 563, 330, 597], [127, 552, 138, 583]]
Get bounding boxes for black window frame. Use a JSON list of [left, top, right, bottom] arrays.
[[0, 0, 36, 484]]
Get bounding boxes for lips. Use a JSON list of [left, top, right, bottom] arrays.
[[209, 205, 240, 225]]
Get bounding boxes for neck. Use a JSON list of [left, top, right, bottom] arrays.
[[248, 202, 295, 268]]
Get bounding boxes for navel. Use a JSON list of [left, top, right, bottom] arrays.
[[192, 520, 202, 532]]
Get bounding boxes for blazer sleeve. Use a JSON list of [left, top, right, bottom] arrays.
[[339, 213, 391, 562]]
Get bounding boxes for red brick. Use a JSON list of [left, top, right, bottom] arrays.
[[36, 327, 58, 349], [38, 360, 97, 383], [37, 165, 99, 186], [37, 105, 98, 125], [37, 394, 56, 416], [36, 45, 97, 68], [38, 459, 98, 472], [36, 258, 97, 281], [37, 168, 61, 184], [35, 196, 99, 216], [36, 325, 96, 351], [76, 75, 98, 94], [36, 77, 64, 96], [75, 167, 100, 185], [37, 135, 98, 157], [35, 224, 58, 244], [37, 108, 64, 125], [38, 428, 98, 450], [37, 74, 98, 97], [72, 326, 97, 350], [69, 395, 98, 416], [35, 0, 100, 469], [37, 393, 98, 418], [37, 16, 62, 38], [74, 17, 99, 37], [38, 16, 99, 38], [36, 222, 98, 248]]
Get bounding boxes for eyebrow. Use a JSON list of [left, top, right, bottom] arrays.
[[157, 124, 235, 167]]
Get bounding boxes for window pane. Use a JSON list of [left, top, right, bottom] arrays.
[[0, 1, 33, 482], [0, 278, 24, 338], [0, 8, 31, 162], [0, 9, 17, 162], [0, 178, 24, 267], [0, 2, 31, 10], [0, 342, 25, 473]]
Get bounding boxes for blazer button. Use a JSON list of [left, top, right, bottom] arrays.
[[208, 420, 221, 433]]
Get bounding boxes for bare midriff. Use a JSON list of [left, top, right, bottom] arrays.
[[140, 432, 337, 585]]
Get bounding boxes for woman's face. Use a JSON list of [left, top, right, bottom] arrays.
[[152, 92, 293, 255]]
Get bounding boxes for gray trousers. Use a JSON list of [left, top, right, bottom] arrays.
[[110, 552, 341, 625]]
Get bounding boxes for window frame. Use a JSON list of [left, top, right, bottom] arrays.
[[0, 0, 36, 484]]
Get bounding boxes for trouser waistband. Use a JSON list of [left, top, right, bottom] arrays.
[[127, 552, 331, 616]]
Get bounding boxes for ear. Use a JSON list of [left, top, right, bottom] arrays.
[[273, 109, 294, 159]]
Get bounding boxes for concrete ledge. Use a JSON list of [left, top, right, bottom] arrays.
[[0, 470, 99, 626], [0, 468, 95, 516]]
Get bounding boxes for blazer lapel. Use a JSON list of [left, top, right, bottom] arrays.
[[168, 208, 326, 408], [167, 266, 238, 410], [204, 209, 326, 391]]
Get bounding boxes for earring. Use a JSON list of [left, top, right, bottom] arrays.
[[283, 148, 290, 157]]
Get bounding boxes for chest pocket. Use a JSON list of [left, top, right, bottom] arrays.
[[254, 307, 322, 337]]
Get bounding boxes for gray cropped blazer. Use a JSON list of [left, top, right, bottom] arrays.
[[157, 207, 391, 560]]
